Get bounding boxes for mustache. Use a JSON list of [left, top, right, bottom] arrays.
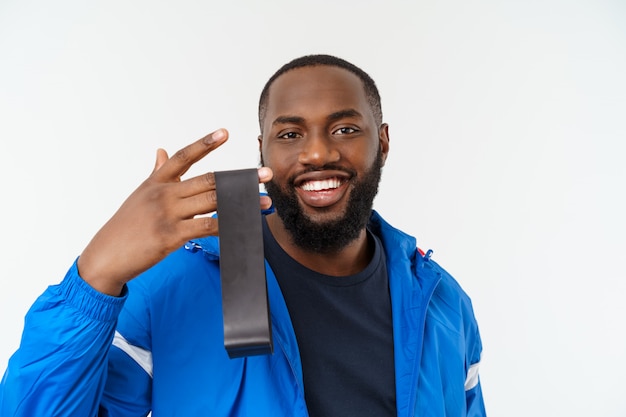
[[259, 154, 357, 187], [286, 164, 357, 185]]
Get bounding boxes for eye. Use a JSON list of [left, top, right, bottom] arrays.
[[278, 131, 301, 139], [333, 126, 359, 135]]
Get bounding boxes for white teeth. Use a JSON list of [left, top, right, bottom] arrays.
[[301, 178, 342, 191]]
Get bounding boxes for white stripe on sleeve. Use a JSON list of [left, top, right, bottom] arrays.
[[112, 331, 154, 378], [464, 361, 480, 391]]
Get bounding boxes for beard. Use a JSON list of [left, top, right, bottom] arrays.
[[263, 147, 383, 254]]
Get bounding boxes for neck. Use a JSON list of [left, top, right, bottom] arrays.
[[265, 212, 373, 276]]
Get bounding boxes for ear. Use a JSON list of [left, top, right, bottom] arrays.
[[379, 123, 390, 166], [258, 134, 264, 165]]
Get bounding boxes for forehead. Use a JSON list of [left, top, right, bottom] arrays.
[[265, 66, 372, 122]]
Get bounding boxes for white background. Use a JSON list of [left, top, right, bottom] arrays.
[[1, 0, 625, 415]]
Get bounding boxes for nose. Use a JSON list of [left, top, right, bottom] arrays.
[[298, 130, 340, 167]]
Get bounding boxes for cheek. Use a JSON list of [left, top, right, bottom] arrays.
[[344, 142, 379, 169], [261, 150, 290, 179]]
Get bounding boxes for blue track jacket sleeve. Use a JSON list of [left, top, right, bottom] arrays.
[[464, 326, 486, 417], [0, 260, 128, 416], [463, 293, 486, 417]]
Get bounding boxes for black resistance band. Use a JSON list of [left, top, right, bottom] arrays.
[[214, 168, 273, 358]]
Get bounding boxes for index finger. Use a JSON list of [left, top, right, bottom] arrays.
[[153, 129, 229, 181]]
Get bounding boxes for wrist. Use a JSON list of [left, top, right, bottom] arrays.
[[77, 254, 126, 297]]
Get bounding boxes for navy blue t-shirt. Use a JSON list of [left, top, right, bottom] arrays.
[[262, 216, 396, 417]]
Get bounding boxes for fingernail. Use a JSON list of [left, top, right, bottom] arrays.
[[212, 129, 226, 141]]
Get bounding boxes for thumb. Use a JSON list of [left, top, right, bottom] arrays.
[[152, 148, 169, 174]]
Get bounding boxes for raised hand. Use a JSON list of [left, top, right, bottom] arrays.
[[77, 129, 273, 296]]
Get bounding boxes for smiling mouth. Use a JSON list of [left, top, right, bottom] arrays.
[[299, 177, 344, 192]]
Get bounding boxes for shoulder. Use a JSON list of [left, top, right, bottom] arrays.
[[422, 257, 477, 324], [418, 255, 482, 366], [126, 240, 221, 304], [118, 241, 223, 346], [371, 211, 479, 325]]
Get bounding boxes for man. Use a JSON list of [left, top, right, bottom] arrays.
[[0, 55, 486, 416]]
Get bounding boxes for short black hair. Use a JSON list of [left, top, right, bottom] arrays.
[[258, 54, 383, 132]]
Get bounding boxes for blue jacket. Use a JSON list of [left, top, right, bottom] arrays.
[[0, 211, 485, 416]]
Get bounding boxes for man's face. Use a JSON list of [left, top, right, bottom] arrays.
[[259, 65, 389, 252]]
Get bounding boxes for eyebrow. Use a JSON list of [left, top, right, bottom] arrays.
[[271, 109, 363, 127], [272, 115, 305, 126], [327, 109, 363, 123]]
